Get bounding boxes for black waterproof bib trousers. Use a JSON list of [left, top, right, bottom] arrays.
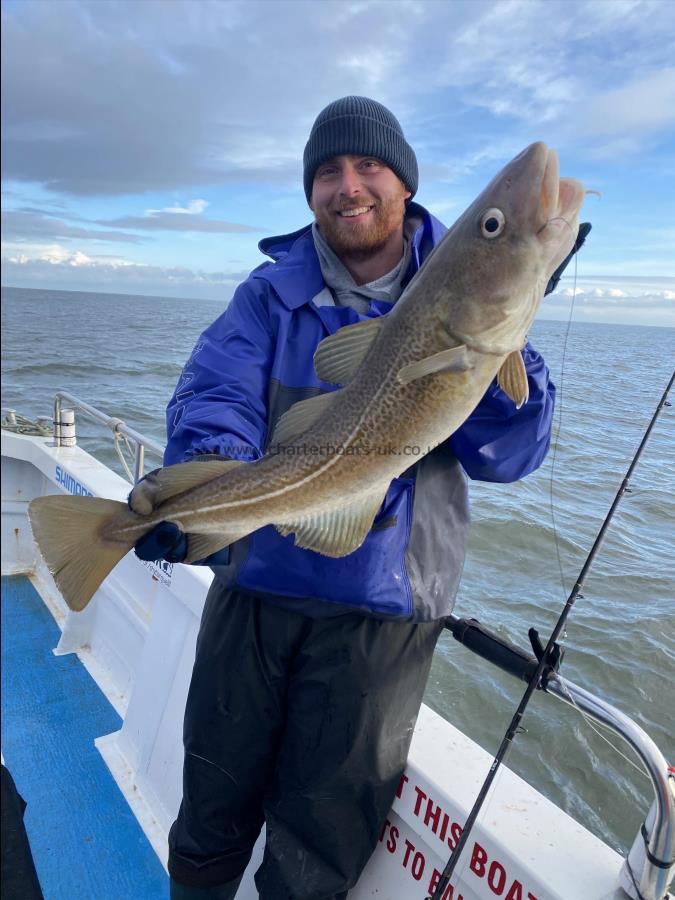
[[168, 583, 442, 899]]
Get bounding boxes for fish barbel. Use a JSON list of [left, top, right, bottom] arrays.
[[28, 141, 586, 611]]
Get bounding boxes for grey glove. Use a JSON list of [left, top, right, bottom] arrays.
[[128, 469, 161, 516]]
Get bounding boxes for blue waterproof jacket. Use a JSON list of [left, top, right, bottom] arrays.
[[164, 202, 554, 621]]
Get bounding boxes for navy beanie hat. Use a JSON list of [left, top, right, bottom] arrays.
[[303, 96, 419, 203]]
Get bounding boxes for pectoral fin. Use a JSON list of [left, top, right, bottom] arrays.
[[397, 345, 474, 385], [314, 317, 386, 385], [497, 350, 529, 409], [269, 391, 337, 447], [275, 490, 386, 557]]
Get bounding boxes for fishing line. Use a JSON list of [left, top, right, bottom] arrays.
[[434, 254, 583, 894], [548, 251, 579, 610], [427, 253, 584, 900], [543, 253, 672, 782], [429, 245, 583, 900], [546, 196, 599, 610], [527, 247, 652, 808], [555, 675, 651, 781]]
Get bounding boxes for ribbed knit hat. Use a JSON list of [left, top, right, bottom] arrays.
[[303, 96, 418, 202]]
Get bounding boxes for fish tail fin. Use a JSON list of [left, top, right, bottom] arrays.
[[28, 495, 131, 612]]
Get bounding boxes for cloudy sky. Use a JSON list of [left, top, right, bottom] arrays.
[[2, 0, 674, 325]]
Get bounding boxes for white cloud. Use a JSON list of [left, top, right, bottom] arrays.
[[336, 47, 402, 92], [555, 276, 675, 297], [95, 211, 261, 234], [560, 287, 586, 296], [437, 2, 576, 124], [46, 247, 92, 266], [1, 247, 250, 301], [4, 0, 674, 196], [2, 0, 674, 305], [543, 275, 675, 326], [581, 68, 675, 139], [416, 1, 675, 158], [581, 287, 630, 298], [1, 208, 146, 244], [146, 199, 209, 216], [5, 244, 135, 268]]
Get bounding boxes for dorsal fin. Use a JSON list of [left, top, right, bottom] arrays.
[[314, 317, 386, 385], [153, 459, 243, 505], [275, 490, 386, 557], [269, 392, 337, 448]]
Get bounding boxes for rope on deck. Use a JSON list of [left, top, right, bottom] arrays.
[[1, 411, 54, 437]]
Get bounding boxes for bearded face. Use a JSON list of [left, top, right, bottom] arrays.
[[310, 156, 411, 262]]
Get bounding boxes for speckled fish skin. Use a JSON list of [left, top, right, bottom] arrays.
[[105, 142, 586, 554]]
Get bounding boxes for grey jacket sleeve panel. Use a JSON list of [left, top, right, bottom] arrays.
[[405, 442, 470, 621]]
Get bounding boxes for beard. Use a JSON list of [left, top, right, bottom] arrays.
[[314, 193, 407, 261]]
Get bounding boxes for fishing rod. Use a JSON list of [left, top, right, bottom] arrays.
[[429, 368, 675, 900]]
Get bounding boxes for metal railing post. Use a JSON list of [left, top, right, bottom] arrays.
[[51, 390, 164, 482], [545, 675, 675, 900], [134, 443, 145, 483], [53, 395, 62, 446], [443, 616, 675, 900]]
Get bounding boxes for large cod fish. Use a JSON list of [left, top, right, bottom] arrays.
[[29, 142, 586, 612]]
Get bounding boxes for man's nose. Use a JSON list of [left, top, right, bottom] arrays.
[[338, 165, 362, 196]]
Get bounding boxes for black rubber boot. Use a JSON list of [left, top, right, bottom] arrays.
[[169, 874, 244, 900]]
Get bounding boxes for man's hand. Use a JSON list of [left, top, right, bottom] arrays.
[[128, 469, 189, 563], [128, 470, 161, 516], [135, 521, 188, 563], [128, 469, 229, 566]]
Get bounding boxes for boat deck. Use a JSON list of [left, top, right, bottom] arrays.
[[1, 574, 169, 900]]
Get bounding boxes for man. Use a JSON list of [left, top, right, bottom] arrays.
[[132, 97, 585, 900]]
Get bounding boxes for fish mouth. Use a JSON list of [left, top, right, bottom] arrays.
[[538, 150, 585, 229], [514, 144, 583, 236], [531, 146, 585, 272], [538, 148, 560, 229], [556, 176, 586, 225]]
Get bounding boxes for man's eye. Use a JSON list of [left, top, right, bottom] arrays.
[[318, 167, 337, 177]]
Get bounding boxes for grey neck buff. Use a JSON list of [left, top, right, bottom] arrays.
[[312, 215, 419, 314]]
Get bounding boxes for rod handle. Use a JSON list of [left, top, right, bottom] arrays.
[[445, 616, 539, 683]]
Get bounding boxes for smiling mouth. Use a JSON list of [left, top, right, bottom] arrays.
[[337, 205, 374, 218]]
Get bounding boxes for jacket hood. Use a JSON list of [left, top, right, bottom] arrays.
[[253, 201, 447, 310]]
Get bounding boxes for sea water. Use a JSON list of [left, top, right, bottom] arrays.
[[2, 285, 673, 856]]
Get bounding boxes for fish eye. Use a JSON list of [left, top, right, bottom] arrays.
[[480, 208, 505, 238]]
